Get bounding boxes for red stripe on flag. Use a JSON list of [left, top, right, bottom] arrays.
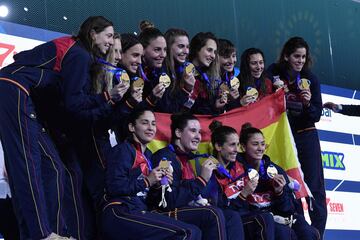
[[154, 89, 285, 142]]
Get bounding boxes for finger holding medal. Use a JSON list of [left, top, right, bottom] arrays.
[[152, 82, 166, 99], [164, 168, 174, 185], [200, 158, 218, 182], [130, 88, 143, 103], [229, 88, 240, 101], [109, 82, 130, 102], [146, 166, 164, 186], [272, 174, 286, 195], [300, 89, 311, 107], [182, 69, 196, 92], [239, 94, 254, 106], [241, 177, 258, 198]]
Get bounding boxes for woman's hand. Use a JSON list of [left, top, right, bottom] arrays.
[[110, 82, 130, 102], [200, 159, 218, 182], [272, 174, 286, 194], [240, 95, 255, 106], [241, 178, 258, 197], [229, 88, 240, 100], [152, 83, 166, 99], [146, 166, 163, 186], [131, 88, 143, 103], [300, 90, 311, 107], [183, 72, 196, 92]]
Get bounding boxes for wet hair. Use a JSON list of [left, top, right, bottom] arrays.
[[239, 47, 266, 94], [128, 107, 154, 126], [120, 33, 141, 54], [189, 32, 220, 94], [138, 27, 164, 49], [170, 112, 198, 144], [139, 20, 155, 32], [76, 16, 113, 57], [278, 36, 312, 70], [209, 120, 237, 155], [164, 28, 189, 92], [218, 39, 236, 58], [239, 123, 263, 145]]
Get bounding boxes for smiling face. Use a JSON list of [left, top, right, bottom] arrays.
[[248, 53, 264, 79], [143, 36, 167, 68], [171, 35, 190, 64], [242, 133, 266, 164], [215, 133, 239, 163], [91, 25, 114, 55], [176, 119, 202, 152], [195, 39, 217, 67], [128, 110, 156, 145], [121, 43, 143, 74], [219, 51, 237, 73], [285, 47, 307, 72]]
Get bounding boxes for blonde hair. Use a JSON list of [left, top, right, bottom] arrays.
[[93, 33, 121, 93]]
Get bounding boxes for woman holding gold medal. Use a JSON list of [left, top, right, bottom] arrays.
[[267, 37, 325, 239], [153, 28, 197, 113], [149, 113, 244, 240], [234, 123, 317, 239], [185, 32, 225, 115], [236, 48, 273, 108], [101, 108, 202, 240], [138, 28, 169, 109], [217, 39, 241, 111]]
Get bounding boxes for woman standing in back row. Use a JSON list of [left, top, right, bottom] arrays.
[[267, 36, 325, 239], [0, 16, 123, 239]]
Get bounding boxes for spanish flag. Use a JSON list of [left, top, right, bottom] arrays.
[[148, 89, 309, 198]]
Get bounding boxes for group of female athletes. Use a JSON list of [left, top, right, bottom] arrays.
[[0, 16, 325, 240]]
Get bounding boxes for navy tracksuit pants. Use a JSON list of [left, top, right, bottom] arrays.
[[157, 206, 230, 240], [101, 203, 202, 240], [294, 129, 327, 238], [0, 81, 67, 239]]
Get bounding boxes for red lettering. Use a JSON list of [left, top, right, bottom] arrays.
[[0, 42, 16, 68]]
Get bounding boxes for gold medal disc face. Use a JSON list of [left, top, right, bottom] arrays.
[[185, 62, 195, 75], [248, 168, 259, 181], [159, 160, 170, 170], [159, 74, 171, 88], [246, 87, 259, 101], [220, 83, 230, 95], [298, 78, 311, 90], [120, 70, 130, 86], [230, 77, 240, 89], [132, 77, 144, 90], [267, 165, 278, 179]]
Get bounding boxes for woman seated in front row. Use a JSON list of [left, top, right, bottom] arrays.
[[149, 113, 244, 240], [100, 108, 202, 240]]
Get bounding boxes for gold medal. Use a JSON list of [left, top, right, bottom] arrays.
[[248, 168, 259, 181], [208, 156, 220, 167], [159, 159, 171, 170], [185, 62, 195, 75], [159, 73, 171, 88], [246, 87, 259, 101], [120, 70, 130, 86], [298, 78, 311, 90], [219, 83, 230, 96], [267, 165, 278, 179], [132, 77, 144, 90], [230, 77, 240, 89]]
